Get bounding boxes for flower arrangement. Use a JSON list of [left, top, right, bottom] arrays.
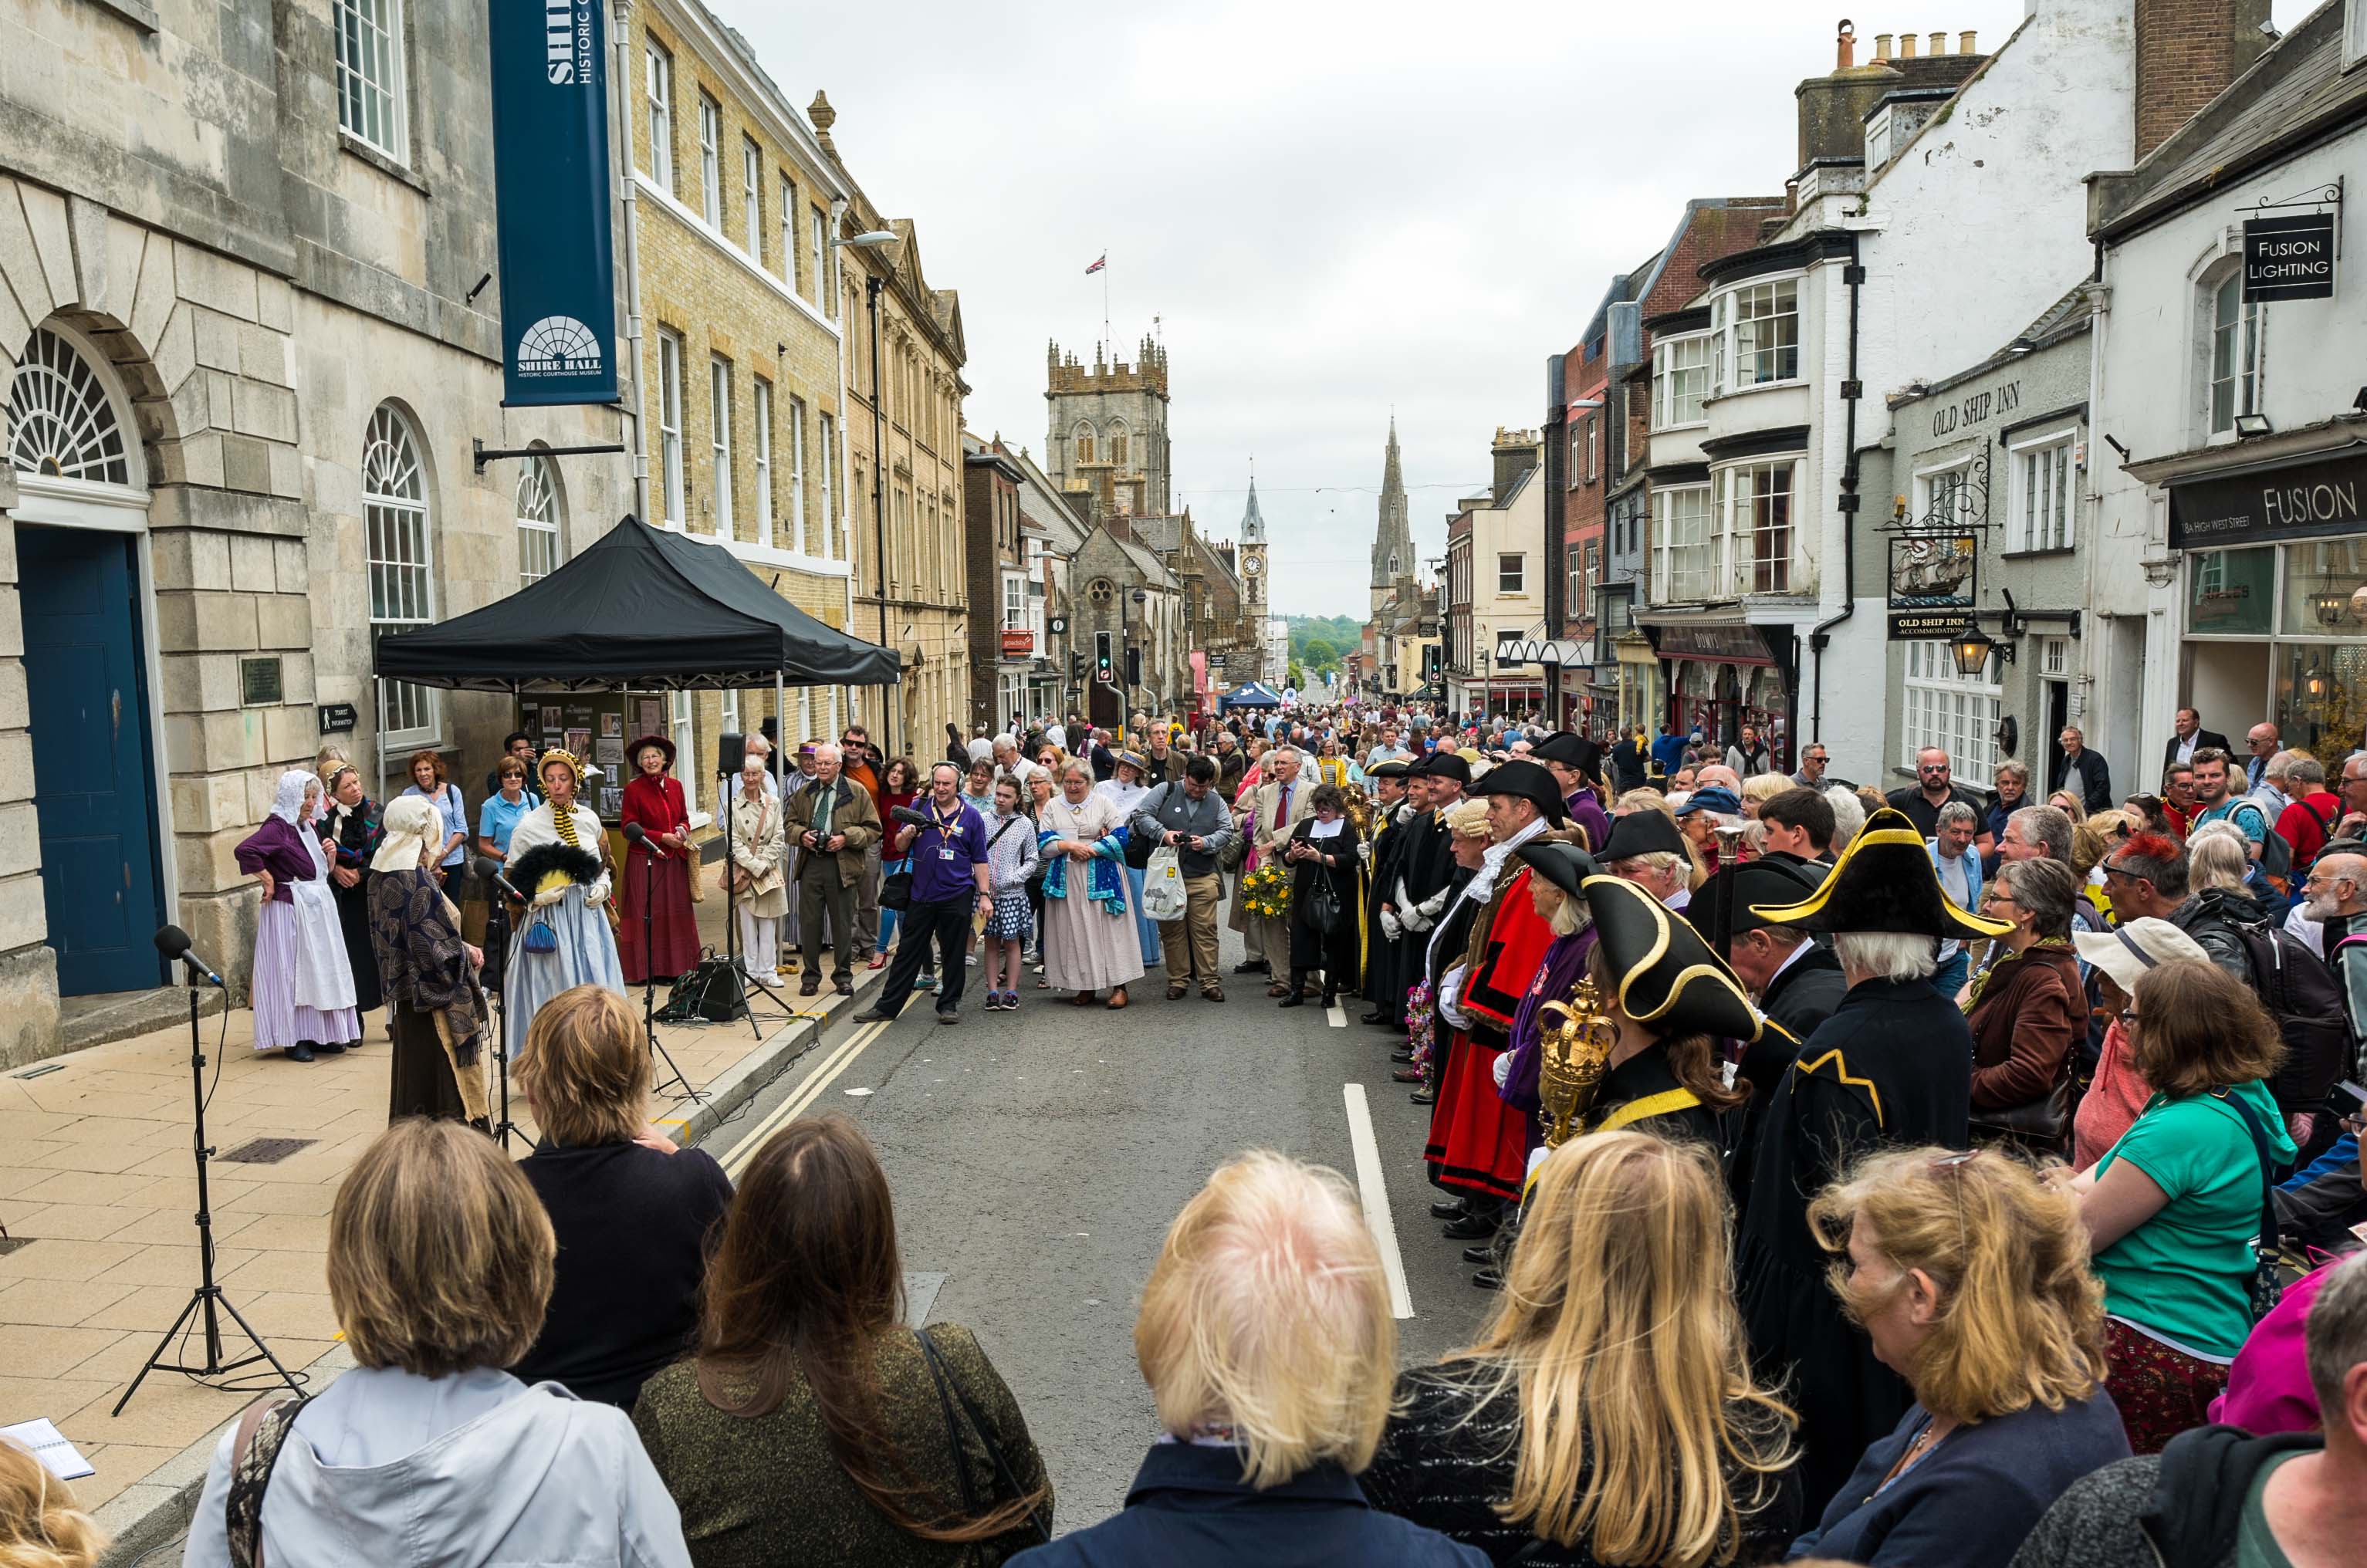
[[1239, 862, 1291, 921]]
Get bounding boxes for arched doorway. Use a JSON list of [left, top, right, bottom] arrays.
[[9, 320, 168, 995]]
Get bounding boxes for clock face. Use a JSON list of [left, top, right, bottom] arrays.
[[1242, 555, 1263, 575]]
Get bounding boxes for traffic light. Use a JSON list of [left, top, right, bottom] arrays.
[[1094, 630, 1114, 683], [1125, 646, 1141, 686], [1425, 643, 1442, 678], [1070, 653, 1087, 682]]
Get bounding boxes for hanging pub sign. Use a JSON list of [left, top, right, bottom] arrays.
[[486, 0, 619, 407], [1886, 532, 1978, 640], [2243, 211, 2336, 302]]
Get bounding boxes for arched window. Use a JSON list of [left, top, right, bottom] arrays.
[[364, 404, 438, 746], [1074, 424, 1096, 465], [8, 326, 132, 485], [1107, 419, 1129, 468], [516, 454, 561, 583]]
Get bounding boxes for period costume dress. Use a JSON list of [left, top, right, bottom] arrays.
[[1036, 790, 1145, 996], [318, 788, 384, 1015], [1094, 764, 1162, 966], [502, 755, 626, 1061], [235, 771, 360, 1056], [1730, 806, 2012, 1518], [366, 795, 490, 1125], [618, 737, 699, 985]]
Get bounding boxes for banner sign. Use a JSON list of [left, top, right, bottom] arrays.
[[999, 630, 1035, 657], [2169, 446, 2367, 549], [488, 0, 619, 407], [2243, 212, 2336, 303]]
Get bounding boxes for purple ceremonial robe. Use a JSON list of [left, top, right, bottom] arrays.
[[1565, 791, 1614, 855], [1498, 928, 1599, 1144], [235, 816, 317, 903]]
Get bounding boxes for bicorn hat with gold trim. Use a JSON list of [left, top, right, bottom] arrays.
[[1747, 806, 2015, 940], [1579, 872, 1760, 1042]]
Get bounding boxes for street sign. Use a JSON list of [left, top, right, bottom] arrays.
[[1048, 615, 1068, 636]]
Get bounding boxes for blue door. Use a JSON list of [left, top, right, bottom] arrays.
[[22, 525, 167, 994]]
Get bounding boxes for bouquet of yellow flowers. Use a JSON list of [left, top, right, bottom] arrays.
[[1240, 862, 1291, 921]]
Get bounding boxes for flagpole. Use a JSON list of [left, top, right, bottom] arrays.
[[1102, 247, 1110, 354]]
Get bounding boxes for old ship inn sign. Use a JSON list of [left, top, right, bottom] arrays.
[[2243, 180, 2342, 304]]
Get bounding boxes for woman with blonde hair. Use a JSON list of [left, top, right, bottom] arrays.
[[0, 1438, 104, 1568], [1010, 1152, 1484, 1566], [1789, 1147, 2129, 1566], [184, 1118, 689, 1566], [1366, 1133, 1799, 1566], [1740, 772, 1794, 819]]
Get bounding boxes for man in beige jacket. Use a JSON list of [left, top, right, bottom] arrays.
[[783, 743, 881, 996], [1246, 745, 1315, 998]]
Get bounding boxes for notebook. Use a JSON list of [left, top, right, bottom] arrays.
[[0, 1418, 94, 1481]]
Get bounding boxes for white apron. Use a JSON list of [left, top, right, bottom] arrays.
[[289, 834, 359, 1013]]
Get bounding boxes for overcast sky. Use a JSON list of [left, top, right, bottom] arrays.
[[721, 0, 2316, 618]]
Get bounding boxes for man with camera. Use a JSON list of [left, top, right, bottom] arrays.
[[783, 743, 881, 999], [1131, 755, 1238, 1002]]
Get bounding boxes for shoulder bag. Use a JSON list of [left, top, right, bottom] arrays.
[[2215, 1087, 2287, 1323], [1302, 829, 1344, 935], [915, 1327, 1052, 1564], [1122, 785, 1171, 870], [225, 1393, 313, 1568]]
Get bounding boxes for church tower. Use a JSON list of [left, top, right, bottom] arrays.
[[1045, 336, 1171, 520], [1370, 417, 1414, 617], [1237, 472, 1269, 648]]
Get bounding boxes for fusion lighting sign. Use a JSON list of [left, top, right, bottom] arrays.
[[487, 0, 619, 406], [2243, 211, 2336, 303]]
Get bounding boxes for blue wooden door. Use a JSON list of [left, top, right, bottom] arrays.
[[22, 525, 167, 994]]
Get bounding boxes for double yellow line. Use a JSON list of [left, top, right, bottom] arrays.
[[717, 1015, 893, 1180]]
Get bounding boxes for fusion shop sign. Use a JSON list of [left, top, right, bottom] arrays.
[[487, 0, 620, 406], [2170, 448, 2367, 549], [2243, 212, 2336, 303]]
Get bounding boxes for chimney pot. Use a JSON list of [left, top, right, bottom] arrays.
[[1929, 31, 1946, 56], [1959, 29, 1976, 53], [1837, 18, 1856, 69], [1873, 31, 1893, 57], [1899, 31, 1917, 56]]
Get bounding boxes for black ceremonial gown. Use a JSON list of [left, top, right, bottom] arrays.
[[1733, 975, 1972, 1520], [1361, 802, 1420, 1021]]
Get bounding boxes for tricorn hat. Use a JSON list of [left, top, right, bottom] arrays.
[[1748, 806, 2015, 940], [1473, 759, 1567, 826], [1368, 759, 1412, 780], [1581, 873, 1760, 1042], [1422, 751, 1473, 786], [1699, 856, 1828, 958], [1533, 730, 1603, 781], [1516, 839, 1600, 903], [1599, 808, 1687, 862]]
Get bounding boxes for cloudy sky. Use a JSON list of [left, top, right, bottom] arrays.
[[722, 0, 2316, 617]]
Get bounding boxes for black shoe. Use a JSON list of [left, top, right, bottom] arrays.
[[1320, 992, 1337, 1009], [311, 1041, 347, 1055], [1233, 958, 1270, 975], [1409, 1086, 1435, 1104], [851, 1009, 896, 1024], [1472, 1268, 1503, 1291], [835, 977, 855, 996], [1441, 1211, 1500, 1241], [937, 1009, 959, 1026], [1429, 1198, 1467, 1221], [1391, 1048, 1415, 1063], [285, 1043, 316, 1063], [800, 978, 821, 996], [1277, 992, 1304, 1009], [1368, 1015, 1404, 1030], [1360, 1010, 1390, 1026], [1462, 1244, 1495, 1265]]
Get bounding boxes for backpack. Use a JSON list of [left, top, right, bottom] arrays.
[[2254, 815, 2294, 901], [2229, 919, 2353, 1112]]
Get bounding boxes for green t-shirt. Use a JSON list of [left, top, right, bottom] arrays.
[[2236, 1451, 2301, 1568], [2091, 1079, 2295, 1360]]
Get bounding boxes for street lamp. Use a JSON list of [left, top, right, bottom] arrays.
[[1947, 622, 2000, 678], [835, 227, 902, 753]]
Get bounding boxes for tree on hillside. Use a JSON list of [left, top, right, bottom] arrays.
[[1301, 636, 1339, 667]]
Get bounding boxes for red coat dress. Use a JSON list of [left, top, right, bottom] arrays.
[[619, 772, 700, 984]]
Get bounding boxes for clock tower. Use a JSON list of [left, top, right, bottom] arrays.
[[1237, 474, 1269, 674]]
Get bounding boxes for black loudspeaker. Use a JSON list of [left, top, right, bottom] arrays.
[[717, 731, 747, 778]]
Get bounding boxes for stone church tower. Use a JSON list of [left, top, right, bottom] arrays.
[[1370, 417, 1415, 616], [1236, 474, 1269, 644], [1044, 336, 1171, 520]]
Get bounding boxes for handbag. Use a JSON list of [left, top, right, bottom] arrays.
[[915, 1326, 1051, 1565], [2217, 1087, 2287, 1323], [224, 1394, 313, 1568], [880, 865, 914, 912], [1303, 837, 1344, 936], [1969, 1064, 2075, 1152], [1122, 786, 1172, 870]]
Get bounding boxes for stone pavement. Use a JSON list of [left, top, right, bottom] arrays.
[[0, 893, 879, 1560]]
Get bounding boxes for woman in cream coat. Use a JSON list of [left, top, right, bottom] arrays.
[[726, 753, 789, 987]]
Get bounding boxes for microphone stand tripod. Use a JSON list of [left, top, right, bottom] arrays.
[[114, 970, 303, 1414], [630, 832, 703, 1104], [479, 864, 521, 1151], [718, 779, 790, 1038]]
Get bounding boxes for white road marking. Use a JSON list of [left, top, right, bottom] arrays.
[[720, 1019, 888, 1180], [1343, 1083, 1415, 1320], [1326, 1001, 1347, 1027]]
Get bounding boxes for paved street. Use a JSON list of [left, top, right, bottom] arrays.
[[699, 922, 1495, 1528]]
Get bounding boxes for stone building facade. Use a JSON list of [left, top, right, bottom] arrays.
[[625, 0, 854, 816], [1068, 519, 1185, 730], [1, 0, 628, 1062], [1046, 338, 1171, 520]]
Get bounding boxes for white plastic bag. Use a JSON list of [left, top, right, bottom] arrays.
[[1142, 844, 1187, 922]]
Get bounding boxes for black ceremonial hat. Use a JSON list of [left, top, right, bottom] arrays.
[[1473, 759, 1567, 825], [1422, 751, 1473, 786], [1369, 759, 1412, 780], [1515, 839, 1599, 903], [1748, 806, 2015, 940], [1579, 873, 1760, 1042], [1598, 808, 1687, 862], [1699, 855, 1828, 959], [1533, 730, 1603, 781]]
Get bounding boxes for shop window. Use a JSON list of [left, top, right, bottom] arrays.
[[2279, 538, 2367, 637], [2281, 643, 2367, 762], [2188, 546, 2275, 637], [1902, 639, 2000, 786]]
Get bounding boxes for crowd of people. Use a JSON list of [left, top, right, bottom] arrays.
[[93, 694, 2360, 1566]]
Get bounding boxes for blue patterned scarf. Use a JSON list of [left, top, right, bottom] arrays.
[[1039, 826, 1129, 916]]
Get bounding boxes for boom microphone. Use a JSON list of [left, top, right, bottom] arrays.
[[153, 924, 226, 988]]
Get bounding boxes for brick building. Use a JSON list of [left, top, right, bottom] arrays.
[[961, 435, 1028, 730]]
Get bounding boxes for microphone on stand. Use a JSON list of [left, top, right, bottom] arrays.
[[621, 820, 668, 859], [473, 855, 524, 905], [153, 924, 228, 988]]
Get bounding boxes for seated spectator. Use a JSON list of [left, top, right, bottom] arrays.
[[2068, 918, 2213, 1169], [1011, 1151, 1486, 1567], [2054, 960, 2295, 1454], [1364, 1132, 1799, 1565], [1790, 1147, 2129, 1566], [0, 1437, 104, 1568], [2010, 1252, 2367, 1568], [634, 1117, 1049, 1566], [184, 1119, 689, 1567], [509, 985, 732, 1409]]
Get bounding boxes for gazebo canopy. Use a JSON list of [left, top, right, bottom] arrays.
[[374, 515, 900, 691], [1219, 681, 1283, 709]]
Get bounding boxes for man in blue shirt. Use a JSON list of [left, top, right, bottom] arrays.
[[854, 761, 991, 1025]]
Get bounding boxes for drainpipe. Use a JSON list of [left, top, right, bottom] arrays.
[[1807, 234, 1865, 744], [611, 0, 651, 526]]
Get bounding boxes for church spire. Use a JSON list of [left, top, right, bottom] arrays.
[[1239, 470, 1266, 543], [1371, 417, 1412, 594]]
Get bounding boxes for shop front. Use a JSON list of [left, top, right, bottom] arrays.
[[1649, 621, 1797, 763], [2171, 444, 2367, 759]]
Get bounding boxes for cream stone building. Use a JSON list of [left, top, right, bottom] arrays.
[[624, 0, 857, 814], [0, 0, 631, 1063], [811, 95, 970, 760]]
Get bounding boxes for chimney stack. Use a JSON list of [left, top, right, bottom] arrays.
[[1872, 31, 1893, 59], [1928, 31, 1947, 56], [1899, 31, 1918, 57], [1959, 29, 1976, 53], [1837, 18, 1856, 69], [2134, 1, 2274, 161]]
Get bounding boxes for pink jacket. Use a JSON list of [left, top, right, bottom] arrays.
[[2210, 1262, 2337, 1434]]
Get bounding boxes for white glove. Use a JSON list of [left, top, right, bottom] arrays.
[[1492, 1050, 1510, 1090], [1357, 839, 1373, 867], [529, 884, 566, 910], [586, 872, 613, 907], [1380, 908, 1403, 942]]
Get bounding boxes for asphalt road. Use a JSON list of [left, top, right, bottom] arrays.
[[696, 920, 1500, 1529]]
